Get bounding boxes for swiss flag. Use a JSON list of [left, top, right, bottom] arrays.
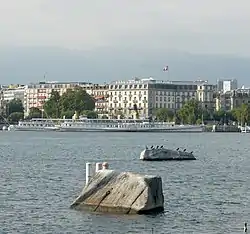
[[163, 66, 168, 71]]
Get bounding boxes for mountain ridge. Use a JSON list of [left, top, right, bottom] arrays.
[[0, 46, 249, 86]]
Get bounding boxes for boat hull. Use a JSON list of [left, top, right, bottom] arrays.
[[12, 127, 60, 132], [13, 117, 204, 133], [59, 126, 204, 133]]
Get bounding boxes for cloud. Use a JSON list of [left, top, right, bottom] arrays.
[[0, 0, 250, 54]]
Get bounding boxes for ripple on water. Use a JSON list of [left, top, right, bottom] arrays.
[[0, 132, 250, 233]]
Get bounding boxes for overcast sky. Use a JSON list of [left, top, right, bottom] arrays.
[[0, 0, 250, 55]]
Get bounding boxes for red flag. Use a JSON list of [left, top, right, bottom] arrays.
[[163, 66, 168, 71]]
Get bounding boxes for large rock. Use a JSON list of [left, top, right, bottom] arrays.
[[140, 147, 196, 161], [70, 170, 164, 214]]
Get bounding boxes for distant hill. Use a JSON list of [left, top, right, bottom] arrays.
[[0, 46, 249, 86]]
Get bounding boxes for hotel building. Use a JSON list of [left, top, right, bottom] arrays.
[[108, 78, 215, 119]]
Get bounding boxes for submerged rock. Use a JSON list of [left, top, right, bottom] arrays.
[[70, 170, 164, 214]]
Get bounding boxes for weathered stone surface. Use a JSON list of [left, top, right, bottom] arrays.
[[140, 147, 196, 161], [70, 170, 164, 214]]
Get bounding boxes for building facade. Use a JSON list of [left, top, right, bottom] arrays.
[[0, 85, 26, 116], [24, 81, 109, 116], [82, 84, 109, 114], [215, 88, 250, 111], [108, 78, 149, 118], [24, 82, 86, 116], [217, 79, 238, 93], [2, 85, 26, 103], [0, 78, 222, 119], [108, 78, 215, 119]]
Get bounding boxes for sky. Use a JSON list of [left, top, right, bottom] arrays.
[[0, 0, 250, 56]]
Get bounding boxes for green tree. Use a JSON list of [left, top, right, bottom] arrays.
[[177, 99, 202, 124], [177, 106, 189, 124], [101, 115, 109, 119], [27, 107, 42, 119], [213, 109, 226, 122], [226, 110, 236, 122], [155, 108, 175, 122], [61, 110, 76, 119], [6, 99, 24, 115], [201, 108, 211, 121], [8, 112, 24, 123], [233, 104, 250, 125], [59, 89, 76, 113], [43, 87, 95, 118], [231, 108, 241, 123], [82, 110, 98, 119], [59, 87, 95, 114], [43, 90, 61, 118], [241, 104, 250, 124]]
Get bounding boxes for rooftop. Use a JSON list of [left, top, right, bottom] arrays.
[[110, 77, 211, 85]]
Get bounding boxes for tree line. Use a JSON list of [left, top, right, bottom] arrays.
[[1, 89, 250, 125], [154, 99, 250, 125], [0, 87, 96, 123], [43, 87, 96, 119]]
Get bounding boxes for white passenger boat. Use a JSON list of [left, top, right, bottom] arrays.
[[12, 118, 60, 131], [59, 118, 204, 132]]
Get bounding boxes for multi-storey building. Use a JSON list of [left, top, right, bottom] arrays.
[[82, 84, 109, 114], [108, 78, 150, 118], [24, 81, 109, 116], [0, 78, 218, 119], [195, 80, 215, 111], [24, 81, 85, 115], [2, 85, 26, 103], [0, 85, 26, 115], [217, 79, 238, 93], [108, 78, 215, 119], [215, 88, 250, 111]]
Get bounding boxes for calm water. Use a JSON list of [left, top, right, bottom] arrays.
[[0, 131, 249, 234]]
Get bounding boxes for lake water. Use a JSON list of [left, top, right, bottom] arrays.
[[0, 132, 249, 233]]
